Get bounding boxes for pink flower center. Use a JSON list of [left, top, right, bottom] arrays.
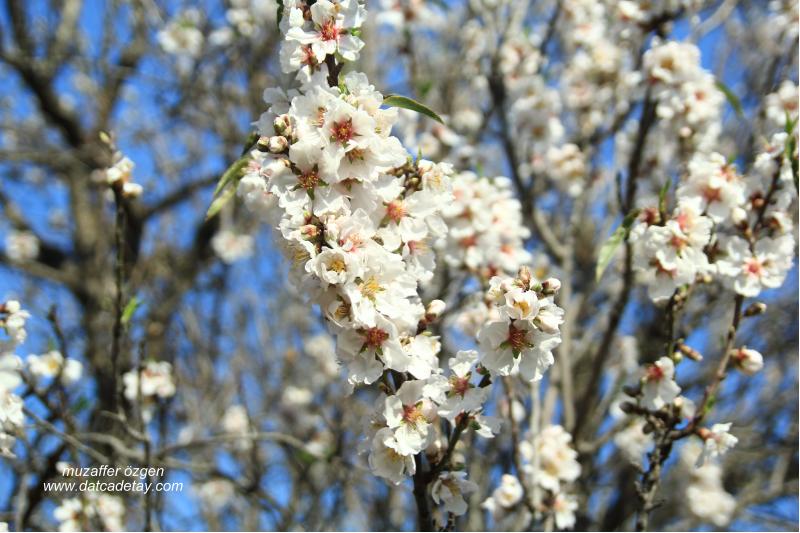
[[386, 200, 406, 222], [301, 45, 317, 66], [507, 324, 528, 352], [459, 235, 477, 248], [744, 258, 763, 277], [331, 118, 355, 144], [449, 376, 471, 397], [670, 234, 687, 250], [407, 240, 426, 254], [402, 404, 426, 427], [646, 364, 664, 382], [364, 327, 389, 348], [320, 20, 340, 41]]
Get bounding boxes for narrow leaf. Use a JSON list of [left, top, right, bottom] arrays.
[[213, 157, 250, 197], [206, 184, 237, 221], [715, 80, 743, 117], [121, 296, 141, 327], [207, 156, 251, 220], [70, 395, 92, 415], [383, 94, 444, 124], [596, 210, 640, 282], [785, 113, 799, 189]]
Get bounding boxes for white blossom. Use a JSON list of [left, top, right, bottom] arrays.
[[697, 422, 738, 466], [431, 471, 478, 516], [640, 357, 681, 410], [4, 230, 39, 262]]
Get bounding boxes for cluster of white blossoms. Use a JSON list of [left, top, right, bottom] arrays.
[[232, 0, 565, 514], [441, 172, 548, 342], [0, 300, 28, 456], [522, 425, 581, 529], [364, 349, 500, 487], [477, 271, 564, 382], [643, 40, 723, 151], [558, 0, 641, 140], [54, 492, 125, 532], [632, 130, 796, 302], [679, 441, 736, 527], [440, 172, 531, 279], [122, 360, 176, 422]]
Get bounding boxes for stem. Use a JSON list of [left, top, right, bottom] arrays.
[[413, 455, 434, 531], [111, 191, 126, 413]]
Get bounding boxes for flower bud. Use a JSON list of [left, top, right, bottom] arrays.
[[268, 136, 289, 154], [541, 277, 561, 295], [517, 266, 532, 286], [743, 302, 766, 317], [730, 206, 747, 225], [273, 114, 292, 136], [425, 299, 446, 319], [256, 135, 271, 152], [730, 346, 763, 376], [299, 224, 319, 239], [677, 343, 703, 361], [122, 182, 143, 198]]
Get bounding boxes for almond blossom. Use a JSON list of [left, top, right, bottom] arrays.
[[697, 422, 738, 467], [640, 356, 681, 411], [431, 471, 478, 517]]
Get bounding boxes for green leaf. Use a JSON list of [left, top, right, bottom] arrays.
[[207, 156, 251, 220], [715, 80, 743, 117], [382, 94, 444, 124], [784, 111, 798, 135], [785, 113, 799, 189], [213, 157, 250, 198], [121, 297, 141, 327], [70, 395, 92, 415], [206, 184, 238, 221], [595, 209, 640, 282]]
